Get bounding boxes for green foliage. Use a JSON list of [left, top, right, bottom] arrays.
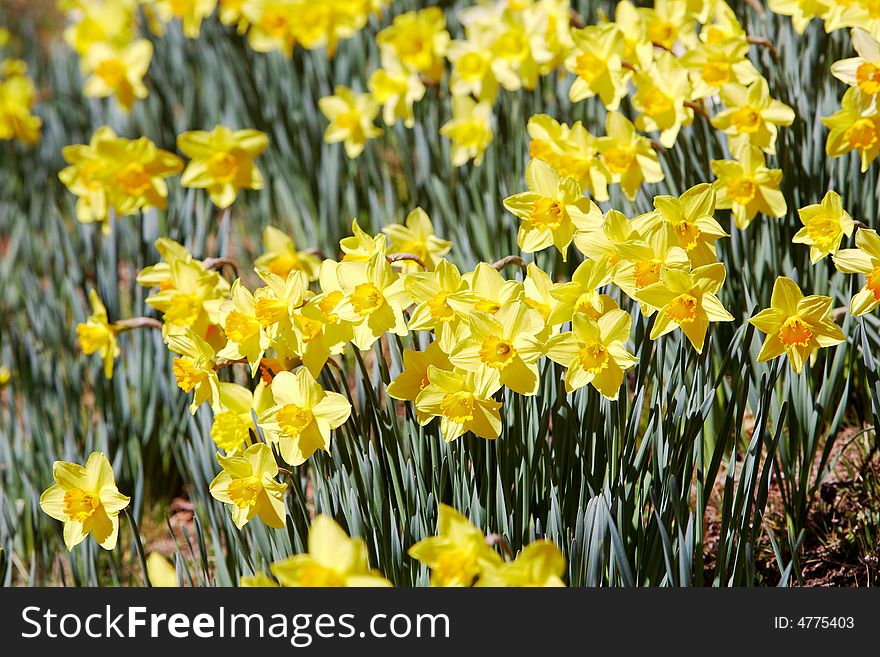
[[1, 1, 878, 587]]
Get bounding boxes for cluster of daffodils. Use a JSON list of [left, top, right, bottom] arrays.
[[59, 124, 267, 231], [825, 28, 880, 171], [59, 0, 391, 113], [0, 54, 42, 145], [240, 504, 566, 587], [768, 0, 880, 36]]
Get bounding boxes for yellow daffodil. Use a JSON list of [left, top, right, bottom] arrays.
[[62, 1, 137, 56], [633, 183, 728, 267], [448, 38, 498, 103], [565, 23, 630, 111], [255, 226, 321, 281], [40, 452, 130, 551], [408, 504, 502, 587], [448, 262, 523, 318], [243, 0, 298, 57], [209, 442, 287, 529], [382, 207, 451, 271], [0, 67, 42, 145], [217, 280, 271, 375], [822, 87, 880, 172], [59, 125, 117, 227], [376, 7, 449, 84], [679, 37, 760, 99], [711, 144, 787, 229], [368, 63, 426, 129], [448, 301, 544, 396], [749, 277, 845, 374], [387, 342, 453, 424], [166, 330, 221, 413], [527, 114, 610, 202], [831, 28, 880, 96], [632, 52, 694, 148], [477, 540, 567, 587], [146, 553, 179, 587], [548, 257, 617, 325], [522, 262, 566, 333], [414, 366, 502, 442], [613, 225, 691, 313], [711, 78, 795, 155], [77, 289, 120, 379], [638, 0, 698, 50], [440, 96, 493, 167], [766, 0, 824, 33], [596, 111, 665, 201], [819, 0, 868, 32], [545, 309, 638, 398], [405, 259, 475, 351], [210, 381, 272, 454], [833, 228, 880, 316], [573, 208, 637, 263], [82, 39, 152, 112], [636, 263, 734, 353], [258, 368, 351, 466], [503, 159, 604, 260], [145, 258, 228, 338], [319, 86, 382, 159], [332, 252, 410, 350], [271, 515, 392, 586], [793, 190, 855, 263], [177, 125, 268, 208], [153, 0, 218, 38], [340, 218, 387, 262]]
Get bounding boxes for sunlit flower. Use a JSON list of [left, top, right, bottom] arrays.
[[387, 342, 453, 424], [0, 65, 42, 145], [793, 190, 855, 263], [632, 52, 693, 148], [711, 78, 795, 155], [477, 540, 566, 587], [177, 125, 268, 208], [545, 309, 638, 398], [833, 228, 880, 316], [636, 263, 734, 353], [255, 226, 321, 282], [414, 366, 502, 442], [40, 452, 130, 551], [382, 207, 451, 271], [595, 111, 665, 201], [368, 63, 426, 129], [440, 96, 493, 167], [153, 0, 218, 38], [209, 442, 286, 529], [76, 289, 120, 379], [613, 225, 691, 314], [319, 86, 382, 159], [565, 23, 630, 111], [259, 368, 351, 466], [822, 87, 880, 172], [766, 0, 824, 33], [831, 28, 880, 97], [749, 276, 845, 374], [210, 382, 271, 454], [272, 515, 392, 586], [448, 38, 498, 103], [408, 504, 502, 586], [166, 330, 221, 413], [711, 144, 787, 229], [82, 39, 152, 112], [376, 7, 449, 84]]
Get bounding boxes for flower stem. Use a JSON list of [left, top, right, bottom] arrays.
[[124, 507, 152, 587]]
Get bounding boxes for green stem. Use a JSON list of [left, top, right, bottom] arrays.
[[124, 507, 152, 587]]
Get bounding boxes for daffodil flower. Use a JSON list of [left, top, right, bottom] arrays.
[[793, 190, 855, 263], [831, 28, 880, 97], [406, 259, 475, 352], [255, 226, 321, 282], [448, 262, 523, 317], [632, 52, 693, 148], [166, 330, 221, 413], [527, 114, 610, 202], [82, 39, 152, 112], [565, 23, 630, 111], [545, 309, 638, 398], [382, 207, 451, 271], [766, 0, 824, 34], [376, 7, 449, 84], [477, 540, 567, 587], [833, 228, 880, 316], [548, 257, 618, 325], [680, 37, 760, 99], [77, 289, 120, 379], [819, 0, 868, 32], [448, 39, 499, 103], [178, 125, 268, 208], [595, 111, 665, 201], [408, 504, 503, 586], [258, 368, 351, 466], [209, 442, 287, 529], [59, 126, 116, 228], [153, 0, 217, 39], [368, 64, 426, 129], [711, 144, 787, 229], [340, 218, 387, 262], [0, 65, 42, 145], [146, 258, 228, 338], [217, 280, 272, 376], [637, 263, 734, 353], [440, 96, 494, 167], [210, 381, 273, 454], [243, 0, 298, 58], [633, 183, 728, 267], [711, 77, 795, 155], [449, 301, 545, 396], [503, 159, 604, 260], [387, 342, 453, 424], [639, 0, 698, 50], [573, 208, 638, 263], [319, 86, 382, 159], [414, 366, 503, 442], [822, 87, 880, 172], [271, 515, 392, 586], [613, 224, 691, 313], [40, 452, 130, 551], [748, 277, 845, 374]]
